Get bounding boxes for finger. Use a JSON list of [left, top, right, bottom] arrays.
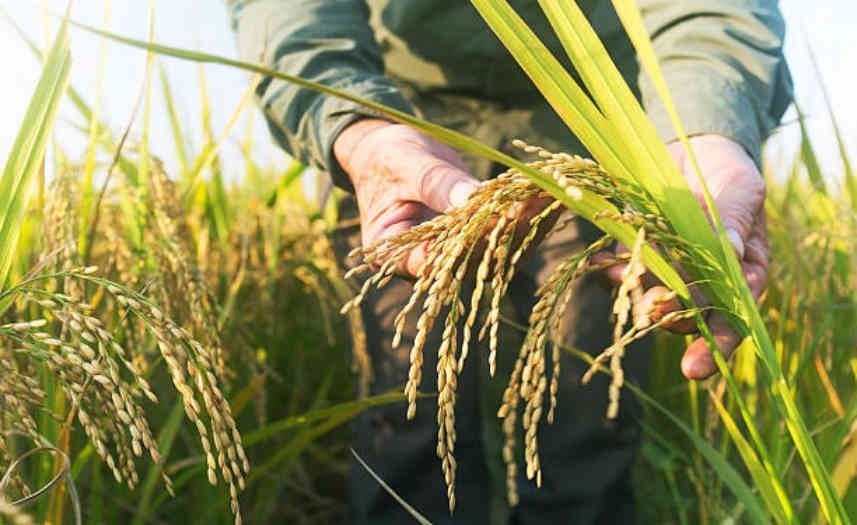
[[681, 313, 742, 380], [597, 243, 668, 290], [402, 240, 433, 279], [592, 244, 629, 286], [510, 195, 561, 259], [668, 137, 764, 260], [716, 178, 764, 261], [513, 193, 555, 225], [408, 156, 479, 212], [741, 259, 767, 302], [742, 213, 768, 301], [433, 147, 470, 173], [361, 200, 436, 279], [366, 201, 429, 245], [638, 286, 697, 333], [592, 254, 625, 287]]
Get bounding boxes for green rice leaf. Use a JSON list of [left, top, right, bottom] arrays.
[[0, 8, 71, 292], [794, 102, 827, 196], [137, 0, 156, 193], [243, 391, 409, 446], [562, 344, 770, 525], [805, 43, 856, 208], [0, 9, 140, 184], [709, 390, 794, 524], [159, 62, 190, 176], [608, 3, 847, 522]]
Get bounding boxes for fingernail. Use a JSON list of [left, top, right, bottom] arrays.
[[726, 229, 745, 260], [449, 181, 477, 208]]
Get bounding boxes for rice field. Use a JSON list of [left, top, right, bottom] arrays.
[[2, 2, 857, 524]]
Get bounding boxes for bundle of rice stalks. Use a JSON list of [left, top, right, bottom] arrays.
[[1, 159, 251, 524], [343, 142, 702, 509], [0, 267, 249, 524]]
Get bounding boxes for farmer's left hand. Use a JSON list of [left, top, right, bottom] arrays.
[[605, 134, 768, 380]]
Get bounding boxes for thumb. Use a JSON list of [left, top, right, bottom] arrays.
[[701, 137, 764, 261], [725, 226, 745, 261], [409, 157, 479, 212], [716, 194, 761, 262]]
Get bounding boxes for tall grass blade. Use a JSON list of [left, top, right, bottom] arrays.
[[467, 0, 635, 188], [560, 345, 770, 525], [266, 159, 306, 207], [531, 12, 772, 479], [480, 6, 792, 520], [607, 0, 735, 297], [709, 390, 793, 524], [185, 74, 258, 242], [159, 62, 190, 176], [805, 42, 855, 208], [247, 409, 358, 485], [241, 107, 258, 184], [244, 391, 409, 446], [0, 7, 71, 291], [137, 0, 155, 192], [609, 2, 847, 522], [195, 61, 229, 241], [534, 0, 706, 221], [79, 0, 111, 258], [794, 102, 828, 195]]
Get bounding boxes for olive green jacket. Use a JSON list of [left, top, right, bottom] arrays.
[[230, 0, 792, 190]]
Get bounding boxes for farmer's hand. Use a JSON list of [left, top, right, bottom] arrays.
[[335, 119, 555, 278], [645, 135, 768, 380], [601, 135, 766, 379], [334, 119, 480, 277], [671, 135, 767, 379]]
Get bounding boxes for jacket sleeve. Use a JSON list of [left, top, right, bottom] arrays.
[[230, 0, 415, 191], [637, 0, 793, 166]]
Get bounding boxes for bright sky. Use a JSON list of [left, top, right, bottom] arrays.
[[0, 1, 855, 183]]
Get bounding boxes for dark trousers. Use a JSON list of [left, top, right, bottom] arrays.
[[336, 199, 651, 525]]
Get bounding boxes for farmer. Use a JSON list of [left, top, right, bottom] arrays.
[[231, 1, 791, 523]]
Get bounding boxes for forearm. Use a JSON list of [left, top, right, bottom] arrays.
[[230, 0, 414, 191], [638, 0, 793, 166]]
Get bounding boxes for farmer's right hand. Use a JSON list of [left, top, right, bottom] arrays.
[[334, 119, 480, 277], [598, 135, 767, 381]]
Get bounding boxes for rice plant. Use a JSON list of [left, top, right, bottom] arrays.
[[2, 1, 857, 524]]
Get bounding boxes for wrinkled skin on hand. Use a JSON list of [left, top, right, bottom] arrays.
[[334, 119, 552, 277], [603, 134, 768, 380]]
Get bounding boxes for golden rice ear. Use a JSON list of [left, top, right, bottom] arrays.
[[607, 228, 646, 419], [342, 142, 685, 510], [0, 265, 249, 524]]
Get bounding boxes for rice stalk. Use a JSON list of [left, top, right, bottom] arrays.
[[0, 257, 248, 525], [343, 141, 681, 509]]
